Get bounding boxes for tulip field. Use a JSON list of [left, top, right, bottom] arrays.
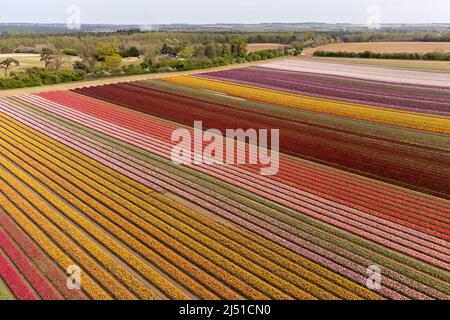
[[0, 58, 449, 300]]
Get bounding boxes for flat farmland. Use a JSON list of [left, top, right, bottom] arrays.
[[260, 58, 450, 86], [0, 54, 80, 77], [306, 57, 450, 72], [0, 54, 143, 78], [304, 41, 450, 56], [0, 55, 449, 301], [247, 43, 291, 53]]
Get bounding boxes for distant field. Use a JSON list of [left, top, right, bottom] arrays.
[[0, 53, 80, 77], [309, 56, 450, 72], [261, 58, 450, 87], [0, 54, 142, 78], [247, 43, 290, 53], [304, 42, 450, 56]]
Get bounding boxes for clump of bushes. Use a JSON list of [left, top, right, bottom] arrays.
[[62, 48, 79, 56], [246, 49, 288, 62], [0, 67, 84, 89]]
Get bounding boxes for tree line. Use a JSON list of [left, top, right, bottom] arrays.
[[0, 34, 301, 89], [314, 50, 450, 61]]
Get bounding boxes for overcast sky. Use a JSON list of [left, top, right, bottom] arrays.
[[1, 0, 449, 25]]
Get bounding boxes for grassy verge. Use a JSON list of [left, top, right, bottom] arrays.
[[0, 277, 13, 300]]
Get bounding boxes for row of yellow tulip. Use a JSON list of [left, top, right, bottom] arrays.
[[0, 172, 119, 300], [0, 114, 290, 300], [0, 127, 193, 300], [164, 76, 450, 134], [0, 144, 163, 300], [0, 109, 382, 300]]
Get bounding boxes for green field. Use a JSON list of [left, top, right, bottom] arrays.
[[0, 54, 143, 78]]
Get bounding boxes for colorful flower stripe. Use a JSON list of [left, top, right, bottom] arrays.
[[0, 99, 374, 297], [38, 90, 450, 238], [125, 79, 450, 215], [259, 59, 450, 88], [135, 79, 450, 152], [0, 159, 146, 300], [0, 60, 447, 302], [49, 87, 450, 225], [32, 90, 450, 217], [0, 123, 253, 300], [71, 82, 450, 198], [16, 95, 450, 269], [12, 94, 448, 290], [0, 228, 62, 299], [6, 97, 446, 298], [200, 67, 450, 116], [163, 75, 450, 134], [0, 141, 184, 300], [0, 108, 318, 300], [0, 191, 111, 300], [0, 210, 88, 300], [1, 98, 396, 300], [0, 249, 38, 300]]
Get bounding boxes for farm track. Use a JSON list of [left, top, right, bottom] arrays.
[[1, 97, 448, 300]]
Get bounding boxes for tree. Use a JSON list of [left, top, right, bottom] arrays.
[[0, 58, 20, 78], [161, 43, 171, 55], [102, 54, 122, 73], [231, 37, 248, 57], [160, 39, 181, 57], [53, 50, 65, 71], [205, 43, 217, 58], [40, 47, 54, 70], [79, 39, 98, 71], [125, 46, 140, 57], [96, 43, 122, 73], [193, 45, 206, 58], [221, 43, 231, 56], [97, 43, 120, 61], [177, 46, 194, 59]]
